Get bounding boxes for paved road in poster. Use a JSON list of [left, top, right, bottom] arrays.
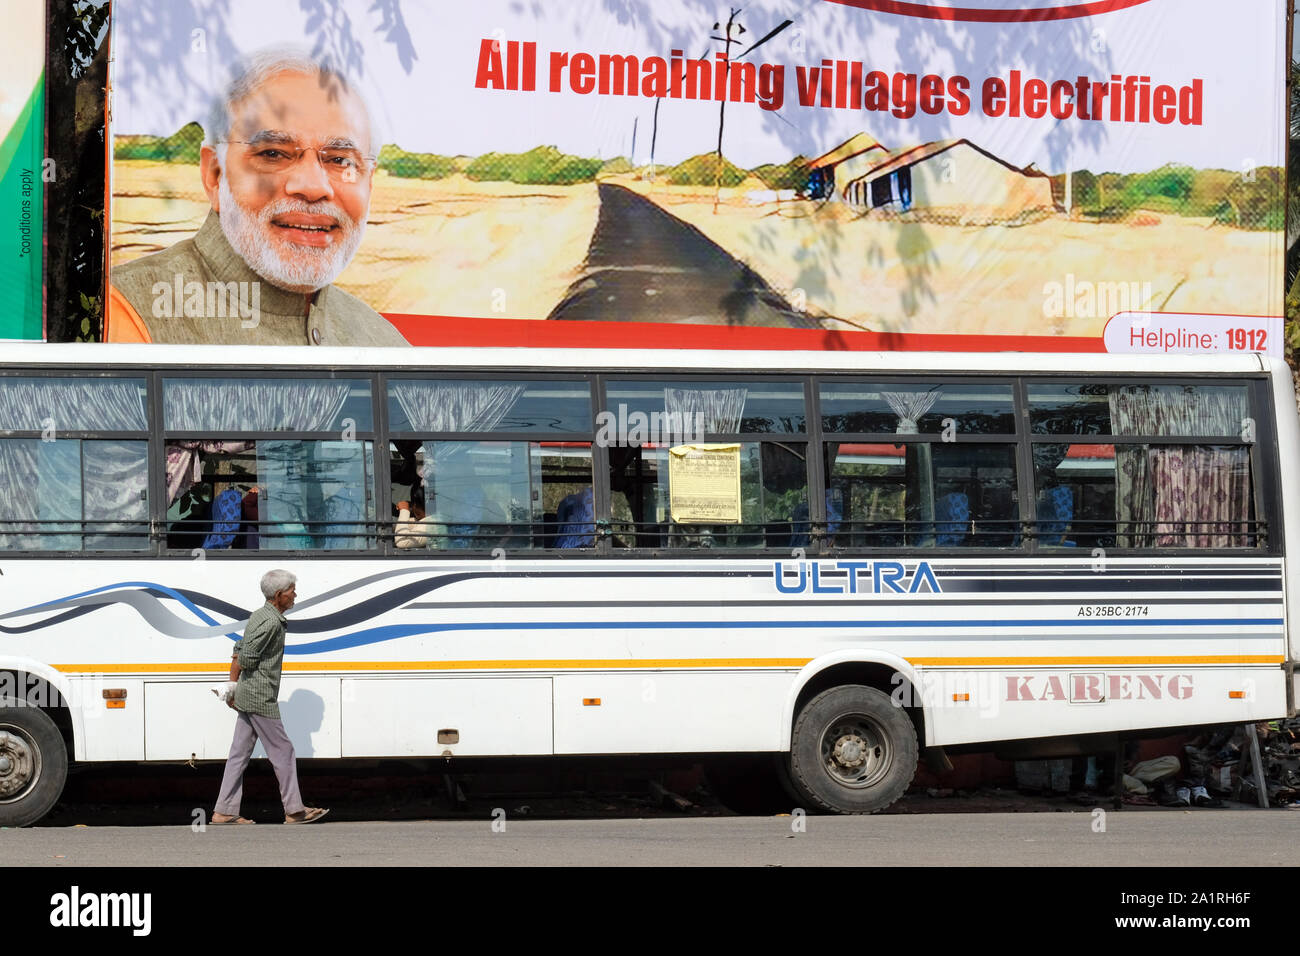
[[547, 183, 819, 329]]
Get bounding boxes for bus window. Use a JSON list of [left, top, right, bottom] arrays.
[[1029, 384, 1257, 548], [1034, 442, 1256, 549], [604, 380, 806, 434], [400, 440, 594, 550], [1028, 383, 1249, 436], [387, 379, 594, 550], [828, 442, 1019, 548], [0, 439, 148, 551], [163, 377, 376, 551], [604, 380, 807, 549], [163, 377, 372, 432], [387, 380, 591, 434], [821, 382, 1015, 435], [0, 375, 149, 551], [610, 441, 808, 549], [0, 375, 147, 431], [164, 440, 376, 551]]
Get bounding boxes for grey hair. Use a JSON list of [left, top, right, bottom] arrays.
[[206, 45, 377, 153], [260, 569, 298, 599]]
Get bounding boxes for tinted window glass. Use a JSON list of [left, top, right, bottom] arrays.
[[1034, 441, 1257, 548], [604, 381, 805, 434], [1028, 383, 1249, 437], [399, 440, 593, 549], [0, 439, 148, 550], [827, 442, 1018, 547], [164, 378, 372, 432], [165, 440, 375, 551], [821, 383, 1015, 435], [610, 441, 808, 548], [387, 380, 591, 434]]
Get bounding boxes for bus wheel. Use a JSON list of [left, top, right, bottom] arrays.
[[789, 685, 917, 814], [0, 701, 68, 827]]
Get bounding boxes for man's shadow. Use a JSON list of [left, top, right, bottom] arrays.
[[251, 689, 326, 758]]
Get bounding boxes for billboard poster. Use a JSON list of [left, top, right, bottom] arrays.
[[107, 0, 1286, 354], [0, 1, 45, 341]]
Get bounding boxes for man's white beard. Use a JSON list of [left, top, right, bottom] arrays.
[[217, 175, 365, 293]]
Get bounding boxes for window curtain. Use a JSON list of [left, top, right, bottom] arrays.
[[164, 379, 349, 431], [881, 389, 940, 434], [0, 377, 146, 431], [0, 440, 39, 548], [1147, 446, 1251, 548], [663, 387, 747, 435], [0, 441, 81, 550], [391, 382, 525, 432], [0, 440, 148, 551], [84, 441, 149, 550], [1109, 386, 1250, 547], [166, 440, 254, 503]]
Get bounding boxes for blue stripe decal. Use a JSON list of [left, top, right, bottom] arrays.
[[16, 581, 222, 626], [287, 616, 1286, 654]]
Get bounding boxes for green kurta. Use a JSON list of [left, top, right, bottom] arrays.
[[232, 602, 288, 719], [111, 210, 409, 347]]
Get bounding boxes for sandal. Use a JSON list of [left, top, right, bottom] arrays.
[[1191, 785, 1222, 808], [211, 815, 256, 825], [284, 807, 329, 825]]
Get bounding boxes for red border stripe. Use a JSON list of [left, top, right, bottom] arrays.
[[383, 314, 1106, 353], [822, 0, 1154, 22]]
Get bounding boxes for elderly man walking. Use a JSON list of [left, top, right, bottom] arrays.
[[212, 569, 328, 825]]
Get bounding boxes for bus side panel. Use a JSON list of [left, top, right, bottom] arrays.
[[77, 677, 145, 761], [920, 667, 1287, 747], [340, 676, 552, 757], [142, 678, 341, 760], [1268, 358, 1300, 684], [553, 672, 791, 754]]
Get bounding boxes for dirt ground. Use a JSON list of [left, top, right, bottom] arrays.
[[111, 160, 1281, 336]]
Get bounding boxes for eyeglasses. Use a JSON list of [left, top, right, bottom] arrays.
[[223, 141, 375, 183]]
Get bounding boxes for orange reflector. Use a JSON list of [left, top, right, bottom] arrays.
[[106, 700, 125, 709], [1228, 691, 1246, 699], [583, 698, 601, 706], [952, 693, 970, 702], [102, 688, 128, 700]]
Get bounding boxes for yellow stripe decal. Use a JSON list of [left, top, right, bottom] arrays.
[[52, 658, 814, 674], [49, 654, 1284, 675]]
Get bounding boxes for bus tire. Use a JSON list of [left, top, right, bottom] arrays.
[[0, 700, 68, 827], [788, 684, 917, 814]]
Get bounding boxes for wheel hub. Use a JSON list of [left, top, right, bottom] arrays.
[[0, 729, 37, 800], [832, 734, 868, 769], [821, 717, 889, 789]]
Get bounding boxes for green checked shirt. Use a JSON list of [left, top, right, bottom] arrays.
[[232, 602, 287, 719]]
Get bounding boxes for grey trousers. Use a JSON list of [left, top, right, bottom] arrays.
[[214, 711, 305, 817]]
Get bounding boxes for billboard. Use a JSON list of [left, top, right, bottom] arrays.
[[0, 1, 45, 340], [107, 0, 1286, 354]]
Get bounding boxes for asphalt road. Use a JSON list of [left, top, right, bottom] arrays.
[[5, 812, 1297, 867], [547, 182, 819, 327]]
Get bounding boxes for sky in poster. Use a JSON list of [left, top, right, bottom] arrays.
[[112, 0, 1284, 175]]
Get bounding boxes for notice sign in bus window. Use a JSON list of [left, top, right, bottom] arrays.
[[669, 444, 741, 524]]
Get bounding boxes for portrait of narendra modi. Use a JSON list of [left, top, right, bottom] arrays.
[[106, 46, 409, 347]]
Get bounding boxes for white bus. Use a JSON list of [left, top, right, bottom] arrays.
[[1, 343, 1296, 824]]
